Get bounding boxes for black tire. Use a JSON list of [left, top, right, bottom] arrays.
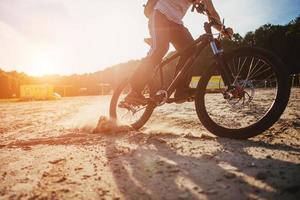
[[195, 47, 291, 139], [109, 79, 155, 130]]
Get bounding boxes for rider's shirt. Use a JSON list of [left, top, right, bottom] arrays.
[[154, 0, 192, 25]]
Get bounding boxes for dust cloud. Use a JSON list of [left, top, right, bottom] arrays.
[[58, 96, 110, 133]]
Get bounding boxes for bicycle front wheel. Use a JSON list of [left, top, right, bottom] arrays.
[[195, 47, 291, 139]]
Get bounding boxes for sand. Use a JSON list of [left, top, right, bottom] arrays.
[[0, 89, 299, 200]]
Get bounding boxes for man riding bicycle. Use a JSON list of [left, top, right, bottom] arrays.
[[125, 0, 233, 105]]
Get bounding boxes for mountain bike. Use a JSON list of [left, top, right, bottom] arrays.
[[109, 3, 291, 139]]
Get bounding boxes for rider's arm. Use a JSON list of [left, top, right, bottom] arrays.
[[202, 0, 222, 31], [201, 0, 233, 37]]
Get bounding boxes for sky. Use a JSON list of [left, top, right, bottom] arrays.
[[0, 0, 299, 76]]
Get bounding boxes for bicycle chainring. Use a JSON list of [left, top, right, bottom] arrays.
[[154, 90, 168, 106]]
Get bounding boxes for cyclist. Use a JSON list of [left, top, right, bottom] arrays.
[[125, 0, 233, 105]]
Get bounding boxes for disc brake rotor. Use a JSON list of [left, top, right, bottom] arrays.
[[224, 80, 255, 109]]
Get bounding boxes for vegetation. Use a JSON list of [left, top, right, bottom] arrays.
[[0, 60, 139, 98], [0, 17, 299, 98]]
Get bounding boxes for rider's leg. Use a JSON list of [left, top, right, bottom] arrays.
[[126, 11, 171, 104], [129, 43, 169, 92], [170, 25, 195, 99]]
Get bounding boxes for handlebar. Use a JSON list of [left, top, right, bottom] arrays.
[[192, 3, 229, 38], [204, 21, 214, 35], [191, 2, 207, 14]]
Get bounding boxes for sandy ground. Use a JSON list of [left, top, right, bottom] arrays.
[[0, 89, 300, 200]]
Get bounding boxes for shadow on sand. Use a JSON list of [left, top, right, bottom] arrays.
[[2, 130, 300, 199]]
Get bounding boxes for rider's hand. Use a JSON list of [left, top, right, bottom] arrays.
[[222, 27, 234, 39]]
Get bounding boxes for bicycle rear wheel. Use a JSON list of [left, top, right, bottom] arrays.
[[109, 79, 155, 130], [195, 47, 291, 139]]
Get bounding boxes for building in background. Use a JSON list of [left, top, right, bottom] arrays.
[[20, 84, 61, 100], [190, 76, 225, 91]]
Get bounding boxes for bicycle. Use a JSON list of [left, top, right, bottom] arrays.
[[109, 3, 291, 139]]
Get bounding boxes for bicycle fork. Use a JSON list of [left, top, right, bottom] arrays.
[[210, 39, 234, 86]]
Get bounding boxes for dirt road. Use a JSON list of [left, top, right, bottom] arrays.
[[0, 89, 300, 200]]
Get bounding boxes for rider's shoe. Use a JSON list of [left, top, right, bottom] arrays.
[[174, 88, 195, 104], [123, 91, 147, 106]]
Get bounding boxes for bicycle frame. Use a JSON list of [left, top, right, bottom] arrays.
[[151, 22, 234, 100], [112, 2, 290, 139]]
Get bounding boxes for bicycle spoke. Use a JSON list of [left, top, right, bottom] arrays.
[[234, 57, 248, 84], [248, 63, 268, 80], [228, 60, 237, 78], [247, 58, 264, 79], [254, 76, 277, 88], [249, 66, 272, 81], [245, 57, 255, 80], [231, 57, 237, 76], [203, 54, 279, 130]]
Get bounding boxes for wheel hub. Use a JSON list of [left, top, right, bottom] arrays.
[[223, 80, 255, 108]]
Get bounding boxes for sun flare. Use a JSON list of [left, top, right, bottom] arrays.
[[28, 50, 62, 77]]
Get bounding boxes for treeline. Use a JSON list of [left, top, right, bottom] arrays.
[[239, 16, 299, 74], [0, 60, 139, 98], [0, 16, 299, 98], [194, 16, 300, 74]]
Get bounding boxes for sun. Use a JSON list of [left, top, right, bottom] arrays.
[[28, 50, 62, 77]]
